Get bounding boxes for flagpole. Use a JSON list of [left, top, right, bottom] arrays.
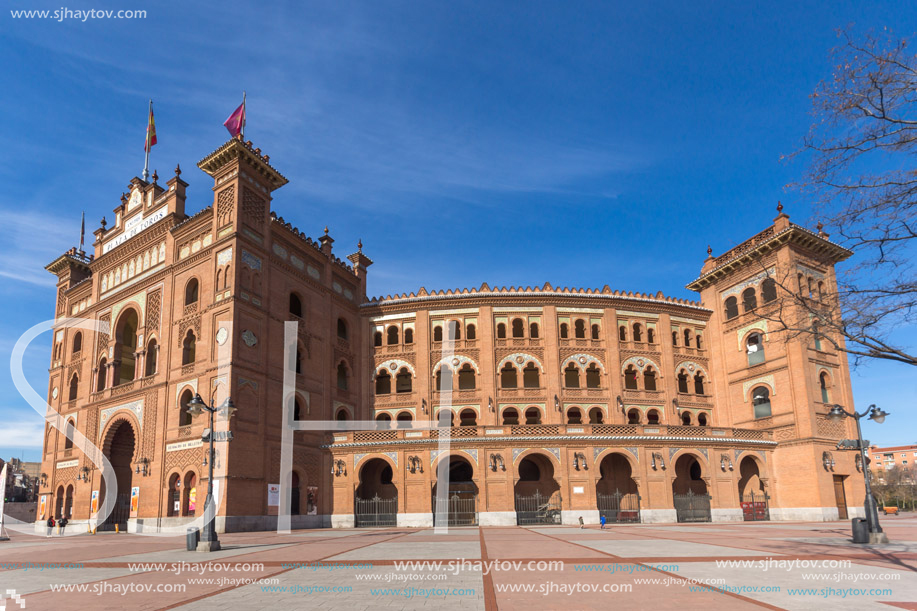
[[241, 91, 246, 140], [143, 99, 152, 181], [79, 211, 85, 254]]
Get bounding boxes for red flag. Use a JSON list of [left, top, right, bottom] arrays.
[[145, 104, 157, 152], [223, 95, 246, 139]]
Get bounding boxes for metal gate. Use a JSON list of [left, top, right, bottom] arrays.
[[434, 493, 478, 526], [98, 493, 130, 531], [515, 491, 562, 525], [597, 490, 641, 523], [740, 491, 769, 521], [355, 495, 397, 527], [673, 490, 712, 523]]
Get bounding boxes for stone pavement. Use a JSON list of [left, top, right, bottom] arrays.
[[0, 515, 915, 610]]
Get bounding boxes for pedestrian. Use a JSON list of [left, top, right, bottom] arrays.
[[46, 516, 55, 538], [600, 515, 607, 529], [59, 516, 69, 536], [578, 516, 584, 529]]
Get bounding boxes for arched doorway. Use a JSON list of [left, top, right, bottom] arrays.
[[433, 456, 478, 526], [167, 473, 180, 517], [514, 453, 561, 524], [182, 472, 198, 516], [355, 458, 397, 527], [290, 471, 301, 516], [115, 309, 139, 385], [738, 456, 769, 521], [64, 484, 74, 519], [672, 453, 711, 522], [596, 453, 640, 523], [99, 420, 135, 530]]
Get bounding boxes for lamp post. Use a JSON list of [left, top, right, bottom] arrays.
[[826, 403, 890, 544], [186, 393, 236, 552]]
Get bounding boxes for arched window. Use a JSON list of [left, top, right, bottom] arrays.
[[643, 367, 657, 391], [182, 330, 196, 365], [591, 324, 600, 340], [564, 363, 580, 388], [798, 273, 806, 295], [179, 388, 193, 426], [458, 364, 476, 390], [530, 322, 539, 338], [336, 362, 348, 390], [387, 326, 399, 345], [619, 326, 628, 341], [588, 407, 604, 424], [434, 366, 447, 391], [436, 410, 454, 427], [585, 364, 601, 388], [97, 358, 107, 391], [633, 323, 642, 342], [395, 368, 412, 393], [647, 328, 655, 343], [404, 328, 414, 344], [64, 419, 75, 449], [567, 408, 582, 425], [752, 386, 771, 418], [448, 320, 461, 340], [819, 372, 830, 403], [375, 413, 392, 429], [574, 319, 586, 339], [522, 363, 540, 388], [502, 408, 519, 425], [337, 318, 348, 340], [724, 296, 739, 320], [434, 326, 444, 342], [695, 334, 703, 350], [559, 323, 568, 339], [116, 309, 139, 384], [647, 409, 660, 425], [396, 412, 413, 428], [374, 331, 382, 347], [677, 370, 689, 393], [72, 332, 82, 354], [672, 330, 678, 346], [459, 409, 477, 427], [293, 398, 302, 421], [185, 278, 199, 306], [808, 277, 815, 298], [496, 323, 506, 339], [524, 407, 541, 425], [742, 287, 757, 312], [762, 278, 777, 303], [681, 411, 692, 425], [336, 408, 349, 421], [683, 329, 691, 347], [746, 332, 765, 366], [375, 370, 391, 395], [466, 324, 476, 340], [694, 373, 705, 395], [500, 363, 517, 388], [289, 293, 302, 317], [512, 319, 524, 338], [145, 339, 158, 376], [295, 347, 303, 374], [817, 281, 825, 300], [68, 373, 79, 401], [627, 408, 641, 424], [697, 412, 708, 426], [623, 365, 638, 390]]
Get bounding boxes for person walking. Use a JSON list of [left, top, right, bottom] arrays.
[[600, 515, 607, 530], [59, 516, 69, 536], [46, 516, 55, 538], [578, 516, 584, 529]]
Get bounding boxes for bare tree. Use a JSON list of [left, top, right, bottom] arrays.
[[781, 28, 917, 366]]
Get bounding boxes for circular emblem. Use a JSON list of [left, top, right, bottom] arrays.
[[51, 387, 58, 399], [687, 363, 695, 372], [578, 356, 587, 364], [389, 361, 397, 370], [452, 358, 460, 366], [515, 356, 524, 364], [216, 327, 228, 345], [636, 359, 645, 368], [241, 330, 258, 347]]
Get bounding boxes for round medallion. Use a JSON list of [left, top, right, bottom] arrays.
[[389, 361, 397, 370], [51, 387, 58, 400], [687, 363, 695, 372], [636, 359, 645, 368], [241, 330, 258, 347], [452, 358, 460, 366], [578, 356, 587, 364], [515, 356, 524, 364], [216, 327, 228, 345]]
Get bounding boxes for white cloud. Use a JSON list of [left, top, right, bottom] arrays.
[[0, 416, 44, 448]]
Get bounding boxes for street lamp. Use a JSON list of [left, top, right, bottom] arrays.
[[186, 392, 236, 552], [826, 403, 890, 543]]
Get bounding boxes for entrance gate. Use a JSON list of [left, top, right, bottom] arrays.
[[597, 491, 641, 523], [98, 493, 130, 532], [355, 495, 397, 527], [673, 490, 712, 523], [434, 493, 478, 526], [515, 491, 562, 525], [741, 491, 770, 521]]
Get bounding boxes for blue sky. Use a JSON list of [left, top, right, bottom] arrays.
[[1, 1, 915, 461]]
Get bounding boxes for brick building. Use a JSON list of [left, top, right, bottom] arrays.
[[38, 137, 866, 532]]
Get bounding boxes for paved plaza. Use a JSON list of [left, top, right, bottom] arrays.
[[0, 515, 915, 610]]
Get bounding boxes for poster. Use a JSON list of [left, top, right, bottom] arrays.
[[188, 487, 196, 513], [306, 486, 318, 515], [130, 486, 140, 514], [90, 490, 99, 514], [173, 500, 180, 513], [267, 484, 280, 507], [39, 495, 47, 519]]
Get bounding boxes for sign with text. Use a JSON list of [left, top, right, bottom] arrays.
[[102, 206, 168, 254], [267, 484, 280, 507]]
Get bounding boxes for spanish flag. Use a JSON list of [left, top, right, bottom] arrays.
[[145, 101, 157, 152]]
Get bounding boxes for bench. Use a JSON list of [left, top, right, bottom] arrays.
[[883, 506, 899, 515]]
